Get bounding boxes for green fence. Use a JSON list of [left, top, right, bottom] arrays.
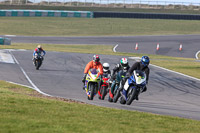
[[0, 37, 11, 45], [0, 10, 93, 18]]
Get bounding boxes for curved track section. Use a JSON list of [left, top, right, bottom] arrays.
[[1, 35, 200, 58], [3, 50, 200, 120]]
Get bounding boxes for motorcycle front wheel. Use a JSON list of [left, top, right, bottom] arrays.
[[36, 60, 41, 70], [88, 83, 95, 100], [113, 89, 120, 103], [126, 86, 137, 105], [101, 86, 107, 100]]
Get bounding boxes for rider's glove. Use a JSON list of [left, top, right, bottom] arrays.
[[82, 78, 85, 83]]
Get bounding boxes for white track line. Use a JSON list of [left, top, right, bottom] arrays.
[[128, 56, 200, 82], [6, 81, 35, 90], [195, 50, 200, 60], [9, 51, 52, 96], [150, 64, 200, 82], [113, 44, 118, 52]]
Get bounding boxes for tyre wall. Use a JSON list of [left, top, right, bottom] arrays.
[[93, 12, 200, 20], [0, 10, 93, 18]]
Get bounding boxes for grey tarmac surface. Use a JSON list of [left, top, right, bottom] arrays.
[[1, 35, 200, 58], [3, 50, 200, 121]]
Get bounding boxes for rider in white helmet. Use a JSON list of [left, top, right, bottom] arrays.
[[103, 62, 111, 75]]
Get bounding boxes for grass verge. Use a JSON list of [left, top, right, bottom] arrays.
[[1, 17, 200, 36], [0, 80, 200, 133], [1, 43, 200, 79]]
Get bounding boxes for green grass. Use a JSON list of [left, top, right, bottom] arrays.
[[198, 53, 200, 59], [0, 80, 200, 133], [1, 17, 200, 36], [2, 43, 200, 79]]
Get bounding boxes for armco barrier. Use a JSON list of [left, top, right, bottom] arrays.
[[0, 10, 93, 18], [0, 37, 11, 45], [93, 12, 200, 20]]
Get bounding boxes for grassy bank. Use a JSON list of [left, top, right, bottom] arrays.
[[1, 17, 200, 36], [1, 43, 200, 79], [0, 80, 200, 133]]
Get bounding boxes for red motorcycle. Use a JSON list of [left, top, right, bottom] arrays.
[[98, 74, 110, 100]]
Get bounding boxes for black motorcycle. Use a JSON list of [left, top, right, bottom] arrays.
[[33, 53, 43, 70], [112, 70, 127, 103]]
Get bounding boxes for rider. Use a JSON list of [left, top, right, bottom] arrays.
[[33, 45, 46, 65], [102, 62, 111, 76], [109, 58, 130, 99], [82, 55, 103, 90], [121, 56, 150, 100]]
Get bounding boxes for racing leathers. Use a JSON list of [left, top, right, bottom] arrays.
[[109, 64, 130, 98], [33, 48, 46, 65], [122, 62, 150, 100], [82, 61, 103, 89]]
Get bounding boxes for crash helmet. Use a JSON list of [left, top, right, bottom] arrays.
[[37, 45, 42, 51], [93, 55, 100, 63], [37, 45, 42, 49], [103, 63, 109, 72], [120, 58, 128, 70], [141, 56, 150, 67]]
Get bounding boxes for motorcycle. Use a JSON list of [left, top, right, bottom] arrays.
[[84, 68, 101, 100], [120, 70, 147, 105], [33, 53, 43, 70], [98, 73, 110, 100], [109, 70, 127, 103]]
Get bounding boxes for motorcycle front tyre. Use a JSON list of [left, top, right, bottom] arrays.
[[113, 89, 120, 103], [126, 86, 137, 105]]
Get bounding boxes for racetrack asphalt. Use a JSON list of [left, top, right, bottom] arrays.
[[1, 50, 200, 121], [1, 34, 200, 58]]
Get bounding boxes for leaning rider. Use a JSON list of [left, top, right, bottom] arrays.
[[120, 56, 150, 100], [109, 58, 130, 99], [82, 55, 103, 90], [33, 45, 46, 65]]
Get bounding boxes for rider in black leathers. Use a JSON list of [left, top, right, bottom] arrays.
[[120, 56, 150, 100], [109, 58, 130, 99]]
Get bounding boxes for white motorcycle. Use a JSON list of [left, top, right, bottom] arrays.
[[120, 70, 147, 105]]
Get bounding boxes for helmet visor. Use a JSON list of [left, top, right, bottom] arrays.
[[142, 61, 149, 66], [103, 67, 109, 70], [94, 58, 100, 63], [122, 63, 128, 67]]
